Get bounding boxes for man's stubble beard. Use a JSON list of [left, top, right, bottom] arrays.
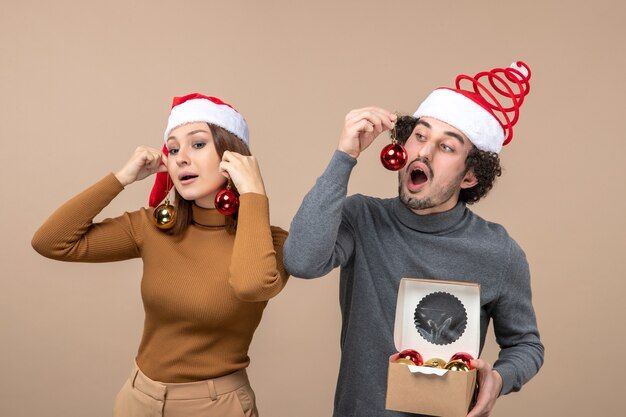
[[398, 170, 465, 212]]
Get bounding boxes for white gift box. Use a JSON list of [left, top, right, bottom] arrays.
[[386, 278, 480, 417]]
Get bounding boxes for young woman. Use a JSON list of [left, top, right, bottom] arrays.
[[31, 93, 289, 416]]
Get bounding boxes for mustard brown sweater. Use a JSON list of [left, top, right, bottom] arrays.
[[32, 173, 289, 383]]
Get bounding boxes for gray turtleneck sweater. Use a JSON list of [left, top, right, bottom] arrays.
[[284, 151, 543, 417]]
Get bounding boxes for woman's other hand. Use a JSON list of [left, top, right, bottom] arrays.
[[218, 151, 266, 195], [115, 146, 168, 187]]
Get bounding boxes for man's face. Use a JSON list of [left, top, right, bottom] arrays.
[[398, 117, 477, 215]]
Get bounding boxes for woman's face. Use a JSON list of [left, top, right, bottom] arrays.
[[166, 122, 225, 208]]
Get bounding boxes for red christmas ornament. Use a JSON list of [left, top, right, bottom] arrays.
[[214, 188, 239, 216], [449, 352, 474, 369], [380, 143, 407, 171], [380, 116, 407, 171], [392, 349, 424, 366]]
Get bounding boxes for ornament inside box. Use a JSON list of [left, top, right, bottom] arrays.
[[386, 278, 480, 417]]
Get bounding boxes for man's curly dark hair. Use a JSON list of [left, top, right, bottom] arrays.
[[460, 146, 502, 204], [395, 115, 502, 204]]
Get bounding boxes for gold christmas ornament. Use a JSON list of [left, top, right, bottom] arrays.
[[153, 174, 176, 230], [423, 358, 447, 369], [392, 358, 417, 366], [153, 199, 176, 229], [444, 359, 470, 372]]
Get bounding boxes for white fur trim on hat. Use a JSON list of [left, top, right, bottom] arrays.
[[413, 88, 504, 153], [164, 98, 249, 144]]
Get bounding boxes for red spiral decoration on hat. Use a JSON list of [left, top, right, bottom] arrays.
[[455, 61, 531, 146]]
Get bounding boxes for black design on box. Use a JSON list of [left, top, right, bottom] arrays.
[[413, 291, 467, 345]]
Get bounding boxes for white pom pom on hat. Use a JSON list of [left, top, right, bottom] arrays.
[[413, 61, 531, 154]]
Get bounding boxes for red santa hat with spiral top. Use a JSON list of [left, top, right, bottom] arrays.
[[148, 93, 249, 207], [413, 61, 531, 154]]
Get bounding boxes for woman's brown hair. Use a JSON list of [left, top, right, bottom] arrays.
[[166, 123, 251, 235]]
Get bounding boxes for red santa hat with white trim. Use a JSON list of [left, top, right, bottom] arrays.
[[413, 61, 531, 154], [149, 93, 249, 207]]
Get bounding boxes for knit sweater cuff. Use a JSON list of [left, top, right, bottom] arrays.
[[106, 172, 127, 192], [238, 192, 269, 215], [494, 363, 517, 395], [319, 150, 357, 187]]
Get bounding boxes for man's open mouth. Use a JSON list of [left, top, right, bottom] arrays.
[[410, 167, 428, 186]]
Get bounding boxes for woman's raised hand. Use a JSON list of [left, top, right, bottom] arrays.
[[115, 146, 168, 187], [218, 151, 266, 196]]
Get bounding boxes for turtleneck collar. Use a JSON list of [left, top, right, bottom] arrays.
[[392, 197, 468, 233], [191, 203, 226, 227]]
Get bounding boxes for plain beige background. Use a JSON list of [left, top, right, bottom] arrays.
[[1, 1, 624, 416]]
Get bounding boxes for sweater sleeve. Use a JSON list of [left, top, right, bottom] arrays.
[[228, 193, 289, 302], [31, 173, 142, 262], [283, 150, 357, 279], [492, 241, 545, 395]]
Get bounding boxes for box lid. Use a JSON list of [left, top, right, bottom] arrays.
[[394, 278, 480, 361]]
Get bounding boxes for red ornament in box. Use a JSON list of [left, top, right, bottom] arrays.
[[391, 349, 424, 366], [449, 352, 474, 369]]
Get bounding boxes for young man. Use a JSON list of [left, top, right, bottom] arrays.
[[283, 62, 544, 417]]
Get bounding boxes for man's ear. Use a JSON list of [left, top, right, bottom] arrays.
[[460, 170, 478, 189]]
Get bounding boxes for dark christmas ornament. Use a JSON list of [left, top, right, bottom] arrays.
[[153, 199, 176, 229]]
